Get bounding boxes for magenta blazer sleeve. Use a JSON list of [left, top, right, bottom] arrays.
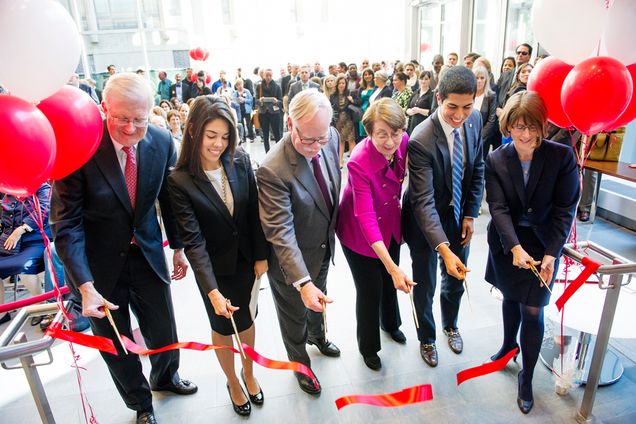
[[336, 134, 408, 258]]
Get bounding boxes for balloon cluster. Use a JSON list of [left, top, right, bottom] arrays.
[[189, 47, 210, 62], [0, 1, 103, 197], [529, 0, 636, 135]]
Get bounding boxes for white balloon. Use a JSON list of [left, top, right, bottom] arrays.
[[603, 0, 636, 65], [531, 0, 608, 65], [0, 0, 81, 103]]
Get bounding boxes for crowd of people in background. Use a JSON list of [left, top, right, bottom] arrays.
[[0, 43, 585, 424]]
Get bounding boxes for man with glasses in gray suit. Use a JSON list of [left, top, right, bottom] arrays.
[[257, 89, 341, 396]]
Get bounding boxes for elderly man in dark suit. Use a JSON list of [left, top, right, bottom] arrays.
[[257, 89, 341, 396], [51, 73, 197, 424], [169, 73, 190, 103], [402, 66, 484, 368]]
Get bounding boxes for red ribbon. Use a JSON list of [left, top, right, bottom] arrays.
[[456, 347, 519, 386], [555, 256, 601, 311], [335, 384, 433, 410], [46, 324, 318, 386], [0, 286, 69, 314]]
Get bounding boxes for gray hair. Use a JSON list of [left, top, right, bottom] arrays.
[[288, 88, 333, 124], [472, 66, 494, 96], [374, 70, 388, 82], [102, 72, 154, 110]]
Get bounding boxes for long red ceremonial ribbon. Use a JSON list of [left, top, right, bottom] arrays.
[[46, 324, 318, 386], [46, 323, 118, 355], [456, 347, 519, 386], [555, 256, 601, 311], [335, 384, 433, 410], [0, 286, 69, 314]]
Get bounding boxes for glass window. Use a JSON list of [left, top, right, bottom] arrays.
[[503, 0, 535, 60], [419, 0, 461, 70], [472, 0, 503, 66]]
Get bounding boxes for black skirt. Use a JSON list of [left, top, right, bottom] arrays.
[[197, 256, 257, 336], [485, 226, 557, 307]]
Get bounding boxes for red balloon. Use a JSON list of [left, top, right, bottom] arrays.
[[205, 73, 212, 85], [561, 57, 633, 135], [37, 86, 104, 180], [190, 72, 198, 83], [605, 63, 636, 131], [189, 48, 199, 61], [201, 50, 209, 61], [527, 56, 573, 128], [0, 96, 56, 197]]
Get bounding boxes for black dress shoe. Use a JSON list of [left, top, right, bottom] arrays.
[[307, 338, 341, 357], [420, 343, 438, 367], [517, 370, 534, 414], [136, 411, 157, 424], [443, 328, 463, 354], [490, 343, 520, 363], [363, 354, 382, 370], [227, 383, 251, 416], [295, 371, 321, 395], [388, 329, 406, 344], [240, 370, 264, 406], [151, 379, 198, 395]]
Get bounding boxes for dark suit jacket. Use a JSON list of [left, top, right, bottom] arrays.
[[485, 140, 579, 258], [479, 92, 497, 142], [403, 110, 484, 250], [167, 149, 268, 294], [169, 82, 191, 102], [375, 85, 393, 100], [287, 80, 320, 105], [496, 70, 514, 107], [257, 128, 341, 284], [51, 123, 182, 298]]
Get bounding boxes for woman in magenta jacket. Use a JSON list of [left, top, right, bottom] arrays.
[[337, 98, 415, 371]]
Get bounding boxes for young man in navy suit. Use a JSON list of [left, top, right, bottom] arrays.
[[403, 66, 485, 367], [52, 73, 197, 424]]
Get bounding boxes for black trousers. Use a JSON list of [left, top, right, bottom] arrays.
[[410, 212, 468, 344], [268, 249, 330, 367], [88, 245, 180, 412], [342, 240, 402, 356], [259, 112, 282, 153]]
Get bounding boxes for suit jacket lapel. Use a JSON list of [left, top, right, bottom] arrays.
[[134, 135, 159, 224], [193, 174, 235, 228], [222, 152, 241, 223], [505, 144, 527, 208], [94, 126, 133, 216], [432, 113, 452, 193], [462, 118, 476, 186]]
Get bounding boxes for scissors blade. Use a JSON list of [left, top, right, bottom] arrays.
[[103, 303, 128, 354]]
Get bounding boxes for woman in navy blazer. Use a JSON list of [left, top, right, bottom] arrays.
[[337, 98, 415, 371], [168, 96, 268, 416], [484, 92, 579, 414]]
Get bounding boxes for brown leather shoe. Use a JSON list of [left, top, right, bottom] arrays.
[[420, 343, 438, 367], [444, 328, 463, 354]]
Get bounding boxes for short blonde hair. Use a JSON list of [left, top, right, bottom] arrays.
[[103, 72, 154, 110], [499, 91, 547, 139], [288, 88, 332, 125], [362, 98, 406, 134]]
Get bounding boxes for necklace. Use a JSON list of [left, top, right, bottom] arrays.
[[220, 168, 228, 206]]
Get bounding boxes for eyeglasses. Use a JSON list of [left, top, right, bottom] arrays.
[[110, 116, 149, 128], [373, 130, 402, 143], [295, 126, 329, 145], [511, 124, 538, 133], [516, 51, 530, 56]]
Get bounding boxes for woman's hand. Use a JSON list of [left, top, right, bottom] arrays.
[[4, 226, 25, 250], [347, 95, 354, 103], [539, 255, 556, 285], [208, 289, 239, 318], [254, 259, 268, 279], [511, 245, 540, 269], [388, 265, 416, 294], [406, 108, 415, 116]]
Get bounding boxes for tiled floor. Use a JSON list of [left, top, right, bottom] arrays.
[[1, 138, 635, 423]]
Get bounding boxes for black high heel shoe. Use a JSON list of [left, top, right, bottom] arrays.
[[517, 370, 534, 414], [0, 312, 11, 325], [490, 343, 520, 362], [226, 383, 251, 416], [241, 370, 264, 406]]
